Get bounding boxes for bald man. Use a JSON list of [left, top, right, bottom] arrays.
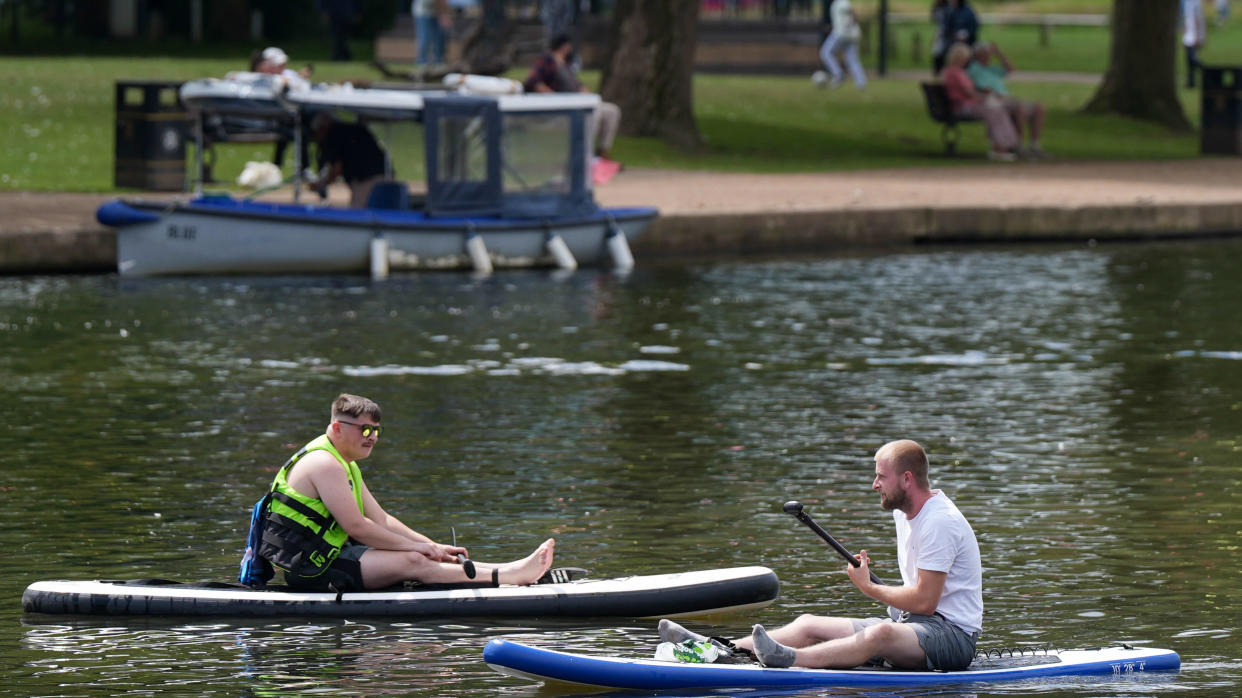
[[663, 440, 982, 671]]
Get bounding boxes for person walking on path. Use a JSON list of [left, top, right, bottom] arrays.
[[942, 0, 979, 49], [820, 0, 866, 89], [930, 0, 949, 75], [413, 0, 451, 65], [319, 0, 357, 61], [1183, 0, 1207, 87], [661, 439, 982, 671], [257, 393, 556, 592]]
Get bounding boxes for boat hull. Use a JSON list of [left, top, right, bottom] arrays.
[[21, 566, 778, 619], [483, 640, 1181, 690], [104, 198, 658, 276]]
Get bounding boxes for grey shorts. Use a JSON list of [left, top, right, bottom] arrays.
[[852, 613, 979, 671], [284, 543, 370, 592]]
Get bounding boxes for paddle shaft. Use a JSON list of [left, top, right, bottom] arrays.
[[451, 526, 476, 579], [785, 502, 885, 586]]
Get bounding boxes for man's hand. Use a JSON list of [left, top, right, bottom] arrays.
[[846, 549, 875, 589], [418, 542, 467, 562]]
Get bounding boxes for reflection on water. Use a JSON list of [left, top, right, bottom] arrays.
[[2, 240, 1241, 696]]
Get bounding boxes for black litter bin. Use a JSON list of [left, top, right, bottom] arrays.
[[114, 80, 187, 190], [1201, 66, 1242, 156]]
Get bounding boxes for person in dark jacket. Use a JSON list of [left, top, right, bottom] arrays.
[[942, 0, 979, 49], [319, 0, 357, 61], [309, 113, 388, 207]]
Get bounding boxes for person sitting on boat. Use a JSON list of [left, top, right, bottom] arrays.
[[256, 46, 312, 90], [661, 440, 982, 671], [523, 34, 621, 167], [309, 113, 389, 208], [246, 47, 314, 173], [258, 393, 556, 592]]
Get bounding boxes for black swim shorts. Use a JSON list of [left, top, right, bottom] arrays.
[[283, 543, 370, 592]]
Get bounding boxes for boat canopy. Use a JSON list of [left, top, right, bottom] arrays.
[[288, 88, 600, 219], [180, 78, 601, 219], [180, 73, 292, 117]]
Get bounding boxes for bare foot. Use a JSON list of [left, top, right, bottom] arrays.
[[500, 538, 555, 585]]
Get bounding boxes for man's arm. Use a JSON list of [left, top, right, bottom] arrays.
[[300, 454, 442, 554], [525, 55, 562, 93], [356, 478, 463, 561], [845, 550, 947, 616], [991, 43, 1015, 74]]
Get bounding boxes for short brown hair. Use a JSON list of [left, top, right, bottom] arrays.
[[876, 439, 930, 488], [332, 393, 382, 422]]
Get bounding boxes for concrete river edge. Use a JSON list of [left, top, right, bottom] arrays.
[[3, 160, 1242, 273]]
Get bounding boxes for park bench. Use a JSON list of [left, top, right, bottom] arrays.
[[920, 81, 982, 155]]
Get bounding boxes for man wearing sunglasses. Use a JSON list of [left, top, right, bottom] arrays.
[[259, 393, 555, 592]]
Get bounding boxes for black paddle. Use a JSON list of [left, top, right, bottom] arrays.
[[783, 500, 886, 586], [451, 526, 476, 579]]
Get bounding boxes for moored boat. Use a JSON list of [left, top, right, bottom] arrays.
[[22, 566, 779, 619], [100, 75, 657, 277]]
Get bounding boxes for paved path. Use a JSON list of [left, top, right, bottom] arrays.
[[3, 158, 1242, 272]]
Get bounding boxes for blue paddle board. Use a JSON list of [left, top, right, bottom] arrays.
[[483, 639, 1179, 690]]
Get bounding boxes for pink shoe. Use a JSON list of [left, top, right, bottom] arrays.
[[592, 157, 622, 185]]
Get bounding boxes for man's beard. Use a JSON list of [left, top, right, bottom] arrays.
[[880, 487, 908, 512]]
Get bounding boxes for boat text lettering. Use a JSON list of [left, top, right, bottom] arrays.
[[167, 224, 197, 241]]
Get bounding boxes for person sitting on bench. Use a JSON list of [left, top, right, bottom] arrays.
[[940, 42, 1019, 161], [966, 41, 1048, 159]]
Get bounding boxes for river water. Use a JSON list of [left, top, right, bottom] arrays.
[[2, 240, 1240, 696]]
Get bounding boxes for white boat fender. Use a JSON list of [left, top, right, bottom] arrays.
[[443, 73, 524, 96], [370, 234, 389, 280], [606, 218, 635, 272], [545, 231, 578, 270], [465, 227, 493, 274]]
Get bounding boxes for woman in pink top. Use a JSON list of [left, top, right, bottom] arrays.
[[940, 42, 1019, 161]]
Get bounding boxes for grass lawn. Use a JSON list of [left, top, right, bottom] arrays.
[[0, 45, 1230, 192]]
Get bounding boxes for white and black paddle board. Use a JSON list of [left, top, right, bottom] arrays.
[[22, 566, 779, 619]]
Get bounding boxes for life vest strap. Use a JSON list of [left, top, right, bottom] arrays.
[[271, 490, 336, 533]]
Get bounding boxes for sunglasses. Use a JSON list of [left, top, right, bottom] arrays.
[[337, 420, 383, 438]]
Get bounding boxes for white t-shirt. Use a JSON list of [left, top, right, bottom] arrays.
[[830, 0, 861, 41], [1182, 0, 1206, 46], [891, 491, 983, 635]]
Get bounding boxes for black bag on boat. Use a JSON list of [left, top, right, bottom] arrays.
[[239, 492, 276, 587]]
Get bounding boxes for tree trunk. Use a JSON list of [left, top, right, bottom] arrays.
[[1082, 0, 1191, 131], [460, 0, 517, 76], [10, 0, 19, 46], [599, 0, 701, 149]]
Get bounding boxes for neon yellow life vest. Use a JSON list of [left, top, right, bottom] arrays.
[[259, 434, 366, 577]]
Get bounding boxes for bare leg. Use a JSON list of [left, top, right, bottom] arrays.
[[756, 620, 927, 669], [731, 614, 858, 652], [360, 538, 554, 589], [1006, 100, 1027, 143], [1030, 102, 1045, 143]]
